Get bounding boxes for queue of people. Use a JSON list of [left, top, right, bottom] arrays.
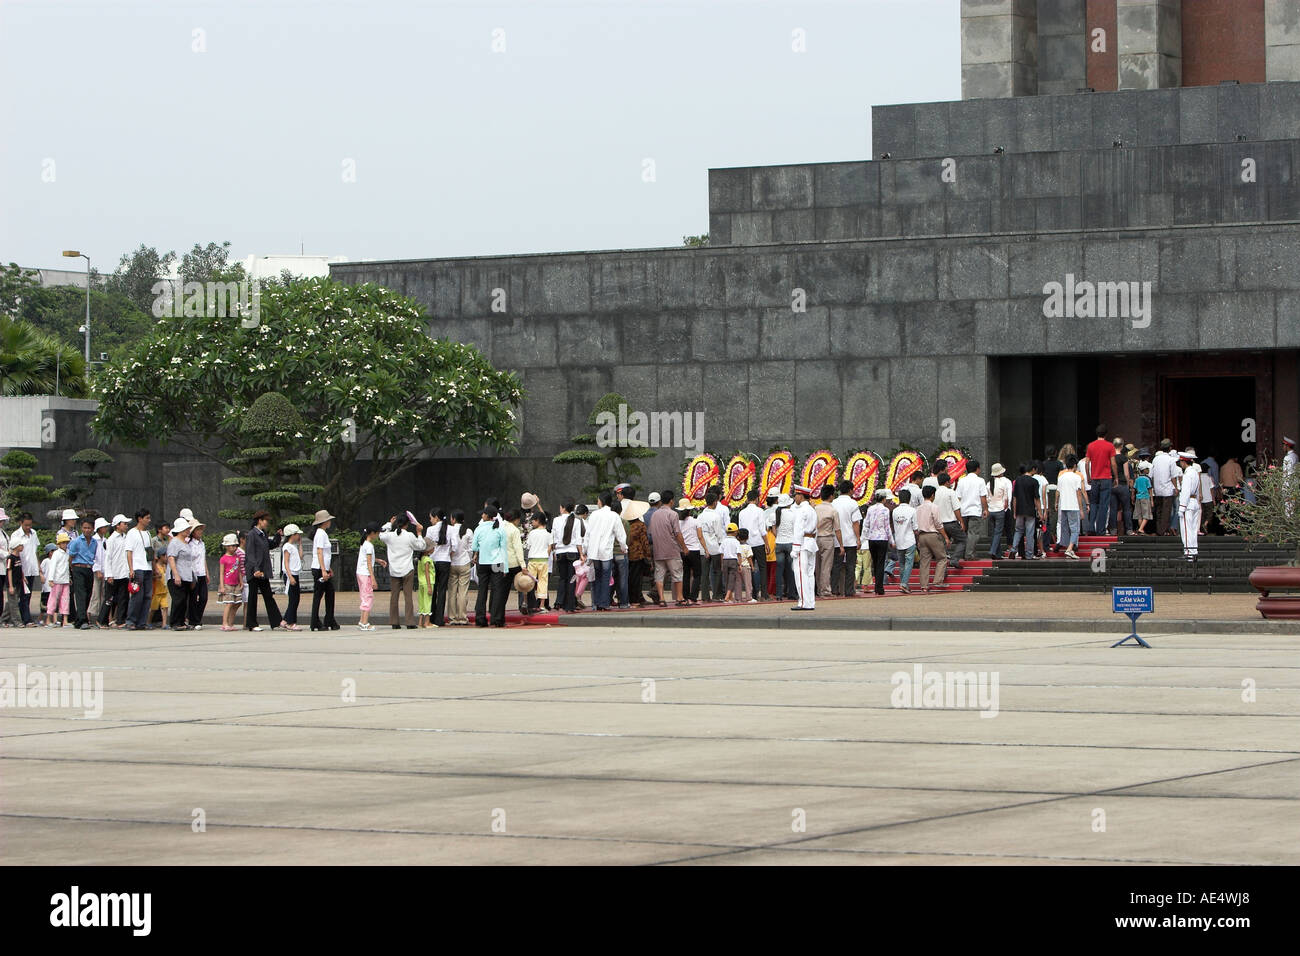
[[2, 434, 1280, 630]]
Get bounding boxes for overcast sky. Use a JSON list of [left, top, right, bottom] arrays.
[[1, 0, 959, 272]]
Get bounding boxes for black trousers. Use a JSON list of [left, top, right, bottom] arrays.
[[683, 551, 702, 601], [188, 576, 208, 626], [1156, 494, 1175, 535], [168, 579, 191, 628], [247, 575, 282, 629], [433, 560, 450, 625], [868, 540, 889, 594], [553, 553, 577, 612], [475, 564, 498, 625], [99, 578, 128, 626], [833, 546, 856, 596], [944, 520, 966, 564], [311, 569, 335, 627], [71, 565, 94, 626], [707, 553, 723, 601], [490, 566, 517, 627], [284, 581, 300, 624], [628, 558, 647, 605]]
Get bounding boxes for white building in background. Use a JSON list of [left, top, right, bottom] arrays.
[[28, 253, 347, 290], [241, 254, 348, 280], [35, 268, 91, 289]]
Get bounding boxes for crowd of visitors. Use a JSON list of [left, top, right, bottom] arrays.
[[0, 429, 1283, 627]]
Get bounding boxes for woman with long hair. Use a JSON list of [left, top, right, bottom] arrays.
[[446, 511, 473, 625], [470, 506, 505, 628], [550, 498, 584, 613], [427, 507, 451, 627]]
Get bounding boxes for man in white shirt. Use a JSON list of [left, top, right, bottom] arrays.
[[955, 461, 989, 562], [890, 494, 919, 594], [9, 513, 41, 625], [1056, 456, 1087, 558], [986, 463, 1013, 559], [1031, 464, 1049, 558], [711, 486, 731, 532], [900, 479, 922, 507], [921, 461, 947, 495], [696, 491, 726, 603], [790, 485, 819, 610], [737, 491, 770, 600], [381, 514, 427, 628], [1150, 439, 1177, 536], [934, 473, 965, 567], [1283, 437, 1298, 477], [584, 490, 627, 610], [831, 480, 862, 597], [124, 509, 154, 629]]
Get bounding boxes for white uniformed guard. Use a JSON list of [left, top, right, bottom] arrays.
[[1177, 450, 1201, 560], [790, 485, 819, 610], [1283, 437, 1298, 477]]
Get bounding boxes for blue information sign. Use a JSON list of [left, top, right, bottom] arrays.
[[1112, 586, 1154, 614], [1112, 586, 1153, 647]]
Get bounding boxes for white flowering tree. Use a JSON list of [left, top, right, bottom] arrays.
[[90, 277, 523, 527]]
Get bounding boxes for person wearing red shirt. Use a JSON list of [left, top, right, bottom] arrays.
[[1085, 424, 1116, 535]]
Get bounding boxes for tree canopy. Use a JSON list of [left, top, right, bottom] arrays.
[[90, 276, 523, 526], [0, 315, 88, 397]]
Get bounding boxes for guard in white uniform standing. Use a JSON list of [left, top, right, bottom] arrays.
[[1177, 450, 1201, 560], [1283, 436, 1298, 477], [790, 485, 819, 610]]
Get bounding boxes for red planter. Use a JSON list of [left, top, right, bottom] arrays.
[[1249, 565, 1300, 620]]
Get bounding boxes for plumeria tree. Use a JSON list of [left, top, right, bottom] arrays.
[[91, 277, 523, 526], [1221, 458, 1300, 564]]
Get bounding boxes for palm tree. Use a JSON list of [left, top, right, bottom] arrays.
[[0, 317, 87, 397]]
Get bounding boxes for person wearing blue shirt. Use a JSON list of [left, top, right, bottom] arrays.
[[470, 508, 506, 628], [67, 518, 99, 629]]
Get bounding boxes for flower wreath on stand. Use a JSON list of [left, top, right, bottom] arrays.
[[841, 448, 883, 506]]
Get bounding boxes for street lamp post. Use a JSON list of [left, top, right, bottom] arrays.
[[61, 250, 90, 364]]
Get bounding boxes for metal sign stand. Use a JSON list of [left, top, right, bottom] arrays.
[[1111, 612, 1151, 648]]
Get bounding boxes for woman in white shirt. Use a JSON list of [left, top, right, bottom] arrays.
[[310, 511, 339, 631], [187, 520, 209, 630], [381, 514, 426, 629], [425, 508, 452, 627], [280, 524, 304, 631], [550, 499, 585, 613], [679, 509, 703, 602], [446, 512, 473, 625]]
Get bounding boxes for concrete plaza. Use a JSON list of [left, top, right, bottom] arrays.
[[0, 620, 1296, 865]]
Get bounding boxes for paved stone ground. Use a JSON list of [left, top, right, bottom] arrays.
[[1, 623, 1296, 865], [563, 591, 1289, 633]]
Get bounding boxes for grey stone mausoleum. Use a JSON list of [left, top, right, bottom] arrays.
[[333, 0, 1300, 511]]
